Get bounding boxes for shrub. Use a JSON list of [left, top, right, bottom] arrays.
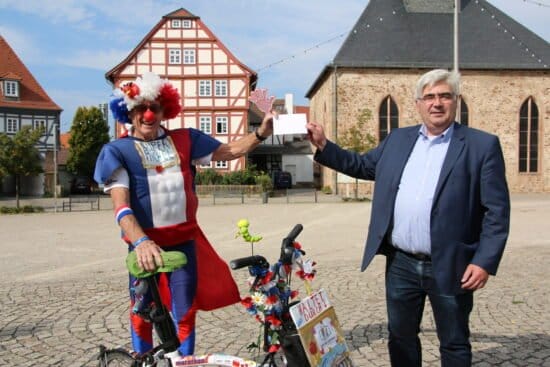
[[321, 186, 333, 194], [255, 173, 273, 193], [195, 168, 222, 185], [0, 205, 44, 214]]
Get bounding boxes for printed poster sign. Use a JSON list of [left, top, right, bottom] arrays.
[[290, 289, 354, 367]]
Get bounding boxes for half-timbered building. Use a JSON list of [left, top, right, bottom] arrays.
[[105, 8, 257, 173]]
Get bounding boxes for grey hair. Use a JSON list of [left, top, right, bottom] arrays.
[[414, 69, 460, 99]]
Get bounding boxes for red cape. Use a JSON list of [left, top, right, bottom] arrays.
[[158, 227, 241, 311]]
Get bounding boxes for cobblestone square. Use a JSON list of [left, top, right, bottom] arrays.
[[0, 194, 548, 366]]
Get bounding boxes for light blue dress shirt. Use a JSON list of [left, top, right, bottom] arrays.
[[391, 124, 453, 255]]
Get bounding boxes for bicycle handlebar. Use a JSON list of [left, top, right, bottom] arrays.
[[281, 224, 303, 265], [282, 224, 303, 248], [230, 255, 269, 270], [231, 224, 304, 270]]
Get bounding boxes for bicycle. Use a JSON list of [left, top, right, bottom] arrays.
[[230, 223, 312, 367], [96, 223, 337, 366], [96, 249, 258, 367], [231, 221, 355, 367]]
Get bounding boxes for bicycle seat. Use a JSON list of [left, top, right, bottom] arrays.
[[126, 251, 187, 278]]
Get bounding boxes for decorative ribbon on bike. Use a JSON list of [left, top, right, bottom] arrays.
[[235, 220, 317, 354]]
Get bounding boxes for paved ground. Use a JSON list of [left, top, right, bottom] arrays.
[[0, 194, 549, 366]]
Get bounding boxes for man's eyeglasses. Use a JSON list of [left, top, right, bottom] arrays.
[[419, 93, 455, 103], [133, 103, 162, 114]]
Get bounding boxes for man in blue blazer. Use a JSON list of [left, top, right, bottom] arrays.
[[306, 69, 510, 367]]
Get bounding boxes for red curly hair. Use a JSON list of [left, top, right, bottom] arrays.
[[157, 83, 182, 120]]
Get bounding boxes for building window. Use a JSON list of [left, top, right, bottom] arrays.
[[200, 162, 212, 168], [171, 20, 181, 28], [215, 161, 228, 169], [519, 97, 539, 173], [379, 96, 398, 141], [216, 116, 228, 134], [457, 96, 469, 126], [182, 20, 192, 28], [214, 80, 228, 96], [7, 118, 18, 133], [4, 80, 19, 97], [183, 49, 196, 64], [199, 116, 212, 134], [199, 80, 212, 96], [169, 49, 181, 64], [33, 120, 45, 131]]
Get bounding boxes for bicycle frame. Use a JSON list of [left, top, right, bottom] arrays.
[[98, 224, 312, 367], [98, 265, 257, 366]]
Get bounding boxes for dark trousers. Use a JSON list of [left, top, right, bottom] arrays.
[[385, 250, 473, 367]]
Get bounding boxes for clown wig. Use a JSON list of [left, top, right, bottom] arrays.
[[109, 72, 182, 124]]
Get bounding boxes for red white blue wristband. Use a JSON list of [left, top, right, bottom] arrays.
[[132, 236, 150, 248], [115, 205, 133, 224]]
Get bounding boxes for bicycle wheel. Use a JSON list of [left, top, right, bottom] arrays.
[[98, 349, 136, 367]]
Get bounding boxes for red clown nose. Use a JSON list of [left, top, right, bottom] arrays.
[[143, 109, 156, 122]]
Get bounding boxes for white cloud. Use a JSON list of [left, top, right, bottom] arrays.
[[0, 0, 93, 27], [57, 49, 132, 71]]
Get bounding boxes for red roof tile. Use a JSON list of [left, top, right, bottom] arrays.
[[0, 71, 22, 80], [0, 36, 62, 111], [60, 133, 71, 148], [295, 105, 310, 121]]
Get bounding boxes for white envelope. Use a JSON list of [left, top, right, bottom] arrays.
[[273, 113, 308, 135]]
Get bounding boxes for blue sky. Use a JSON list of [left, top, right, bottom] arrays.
[[0, 0, 548, 133]]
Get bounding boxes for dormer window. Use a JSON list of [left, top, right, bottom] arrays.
[[171, 19, 181, 28], [182, 20, 192, 28], [4, 80, 19, 97]]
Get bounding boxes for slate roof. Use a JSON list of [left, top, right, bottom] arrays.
[[0, 36, 62, 111], [306, 0, 549, 97]]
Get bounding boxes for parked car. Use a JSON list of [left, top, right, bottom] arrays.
[[70, 176, 92, 195], [272, 171, 292, 189]]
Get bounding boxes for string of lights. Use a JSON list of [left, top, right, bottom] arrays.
[[521, 0, 550, 8], [474, 0, 548, 68], [255, 31, 349, 72], [254, 1, 547, 73], [255, 3, 409, 73]]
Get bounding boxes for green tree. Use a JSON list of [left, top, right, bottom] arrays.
[[66, 106, 110, 179], [337, 107, 377, 199], [0, 126, 44, 208]]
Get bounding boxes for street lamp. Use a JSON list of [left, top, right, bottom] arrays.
[[53, 121, 58, 213], [454, 0, 460, 73]]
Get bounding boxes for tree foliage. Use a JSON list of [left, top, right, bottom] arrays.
[[337, 108, 377, 198], [337, 108, 377, 153], [66, 106, 110, 178], [0, 126, 45, 207]]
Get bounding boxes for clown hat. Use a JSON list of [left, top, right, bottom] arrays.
[[109, 72, 181, 124]]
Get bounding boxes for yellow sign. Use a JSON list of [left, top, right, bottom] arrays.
[[289, 289, 354, 367]]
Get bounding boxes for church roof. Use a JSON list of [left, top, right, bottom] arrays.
[[306, 0, 549, 97]]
